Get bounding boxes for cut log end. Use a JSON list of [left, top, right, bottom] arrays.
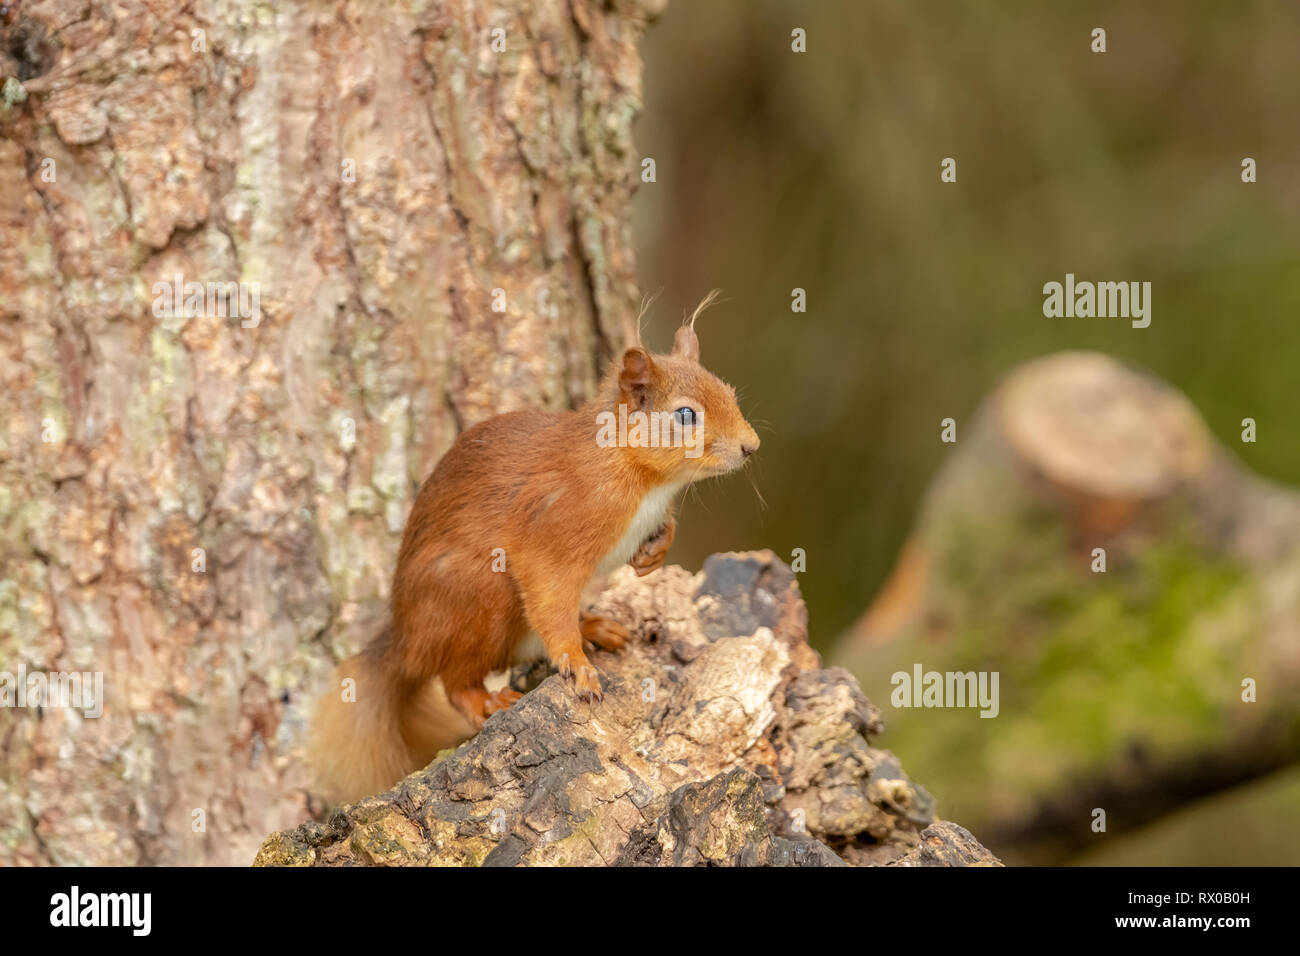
[[995, 350, 1212, 502]]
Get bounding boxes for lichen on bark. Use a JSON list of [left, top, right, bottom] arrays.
[[1, 0, 653, 866]]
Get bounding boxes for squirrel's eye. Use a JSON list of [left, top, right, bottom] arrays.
[[673, 406, 696, 427]]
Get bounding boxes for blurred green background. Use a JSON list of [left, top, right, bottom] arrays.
[[634, 0, 1300, 639], [631, 0, 1300, 864]]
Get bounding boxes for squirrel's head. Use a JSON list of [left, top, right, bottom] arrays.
[[600, 316, 759, 485]]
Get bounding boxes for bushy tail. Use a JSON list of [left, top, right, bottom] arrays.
[[308, 642, 475, 806]]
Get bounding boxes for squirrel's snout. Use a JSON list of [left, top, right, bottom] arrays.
[[741, 441, 757, 459]]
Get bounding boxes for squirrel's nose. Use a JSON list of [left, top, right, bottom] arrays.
[[741, 440, 758, 459]]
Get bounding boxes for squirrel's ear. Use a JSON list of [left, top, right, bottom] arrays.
[[618, 347, 655, 408], [672, 324, 700, 362]]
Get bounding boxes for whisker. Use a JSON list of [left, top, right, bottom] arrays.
[[684, 476, 712, 517], [745, 462, 768, 513], [677, 453, 713, 518]]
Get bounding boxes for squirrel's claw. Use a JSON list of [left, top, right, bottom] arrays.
[[557, 652, 604, 702], [573, 666, 603, 702]]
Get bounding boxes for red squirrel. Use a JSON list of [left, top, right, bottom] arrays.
[[309, 311, 760, 804]]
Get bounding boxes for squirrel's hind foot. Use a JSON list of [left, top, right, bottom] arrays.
[[450, 685, 524, 728], [580, 613, 629, 652]]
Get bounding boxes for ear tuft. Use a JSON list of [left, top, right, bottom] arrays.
[[672, 325, 700, 362], [619, 347, 655, 408]]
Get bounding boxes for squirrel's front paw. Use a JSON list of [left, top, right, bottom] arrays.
[[629, 516, 676, 577], [557, 651, 604, 702]]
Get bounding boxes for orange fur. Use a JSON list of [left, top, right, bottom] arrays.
[[308, 318, 759, 804]]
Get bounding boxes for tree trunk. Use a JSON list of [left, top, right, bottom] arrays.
[[0, 0, 651, 865]]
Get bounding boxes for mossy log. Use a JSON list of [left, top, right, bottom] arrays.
[[838, 351, 1300, 863]]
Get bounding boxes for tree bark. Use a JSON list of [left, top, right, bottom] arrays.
[[1, 0, 652, 865]]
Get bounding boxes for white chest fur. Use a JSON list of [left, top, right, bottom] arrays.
[[510, 482, 683, 666], [593, 482, 681, 579]]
